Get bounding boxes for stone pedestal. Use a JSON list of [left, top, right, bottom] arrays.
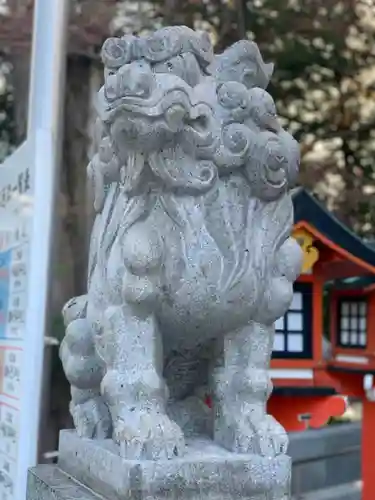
[[27, 466, 102, 500], [27, 431, 290, 500]]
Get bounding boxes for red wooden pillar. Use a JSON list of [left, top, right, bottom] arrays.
[[362, 399, 375, 500]]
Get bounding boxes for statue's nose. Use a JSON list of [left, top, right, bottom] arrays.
[[120, 61, 154, 97]]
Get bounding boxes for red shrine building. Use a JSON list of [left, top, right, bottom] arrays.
[[268, 187, 375, 431]]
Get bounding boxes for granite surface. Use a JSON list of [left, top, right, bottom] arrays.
[[29, 462, 288, 500], [54, 430, 290, 500], [27, 466, 104, 500]]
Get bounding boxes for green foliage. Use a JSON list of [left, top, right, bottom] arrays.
[[243, 0, 375, 236], [3, 0, 375, 234]]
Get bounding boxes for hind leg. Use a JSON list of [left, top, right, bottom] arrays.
[[60, 296, 112, 439], [69, 387, 112, 439]]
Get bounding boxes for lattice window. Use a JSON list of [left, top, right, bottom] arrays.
[[337, 299, 367, 349], [273, 282, 313, 359]]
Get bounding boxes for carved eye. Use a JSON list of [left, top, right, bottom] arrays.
[[165, 105, 187, 130]]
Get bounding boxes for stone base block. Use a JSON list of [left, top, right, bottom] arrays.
[[50, 430, 291, 500], [27, 465, 104, 500]]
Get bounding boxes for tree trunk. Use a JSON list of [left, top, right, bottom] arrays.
[[9, 49, 30, 145], [59, 55, 92, 299], [41, 55, 94, 459]]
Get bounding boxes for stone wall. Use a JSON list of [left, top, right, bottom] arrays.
[[289, 423, 361, 499]]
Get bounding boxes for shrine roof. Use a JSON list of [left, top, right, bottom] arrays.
[[326, 276, 375, 291], [292, 187, 375, 272]]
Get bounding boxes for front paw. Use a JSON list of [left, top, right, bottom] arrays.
[[215, 411, 288, 457], [114, 409, 185, 460], [70, 397, 112, 439]]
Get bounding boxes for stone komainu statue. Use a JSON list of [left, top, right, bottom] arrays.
[[60, 26, 303, 461]]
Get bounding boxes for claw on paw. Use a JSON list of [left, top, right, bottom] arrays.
[[114, 411, 185, 460], [215, 411, 288, 457], [71, 397, 112, 440]]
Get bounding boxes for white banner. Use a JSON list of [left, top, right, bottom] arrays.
[[0, 130, 54, 500]]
